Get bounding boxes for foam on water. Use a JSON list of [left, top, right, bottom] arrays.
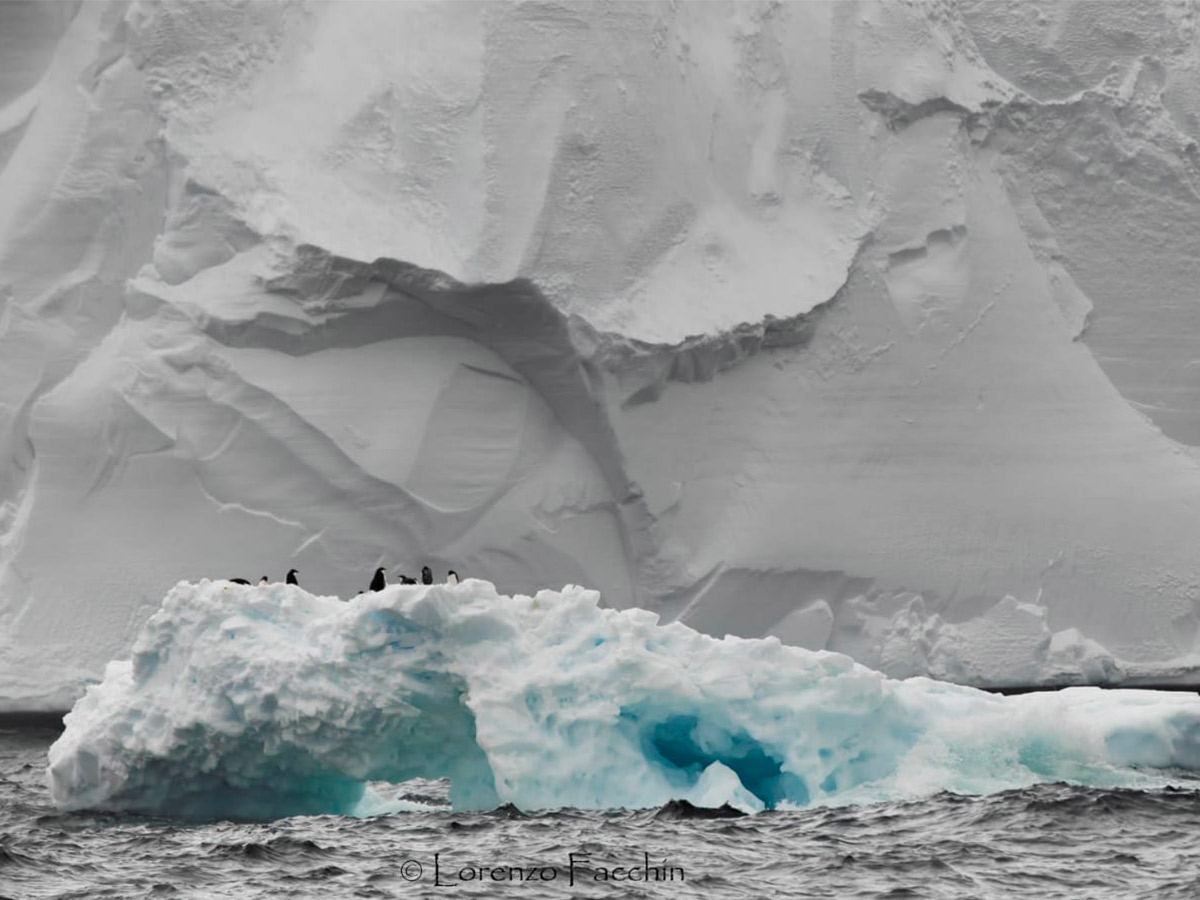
[[46, 580, 1200, 820]]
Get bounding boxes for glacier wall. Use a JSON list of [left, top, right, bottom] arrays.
[[6, 1, 1200, 707]]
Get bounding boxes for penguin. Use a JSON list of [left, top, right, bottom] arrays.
[[369, 567, 387, 592], [258, 576, 269, 585], [229, 578, 251, 585], [399, 575, 417, 585], [447, 570, 460, 585], [421, 566, 433, 585], [286, 569, 299, 586]]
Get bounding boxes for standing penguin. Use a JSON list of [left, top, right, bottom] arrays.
[[369, 567, 387, 592], [446, 570, 460, 585], [286, 569, 299, 586], [421, 566, 433, 585]]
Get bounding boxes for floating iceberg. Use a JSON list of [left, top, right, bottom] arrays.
[[47, 579, 1200, 820]]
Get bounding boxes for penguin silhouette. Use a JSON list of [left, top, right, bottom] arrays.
[[258, 576, 269, 585], [230, 578, 250, 585], [399, 575, 416, 585], [286, 569, 299, 585], [447, 570, 460, 585], [369, 567, 387, 592], [421, 566, 433, 585]]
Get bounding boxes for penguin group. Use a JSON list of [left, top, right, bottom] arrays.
[[226, 565, 460, 595], [365, 565, 461, 592]]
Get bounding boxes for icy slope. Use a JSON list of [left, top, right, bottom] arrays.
[[8, 2, 1200, 707], [47, 580, 1200, 819]]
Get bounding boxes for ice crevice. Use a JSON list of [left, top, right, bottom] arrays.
[[858, 89, 996, 133]]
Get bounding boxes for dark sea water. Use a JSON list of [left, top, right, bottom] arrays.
[[6, 723, 1200, 900]]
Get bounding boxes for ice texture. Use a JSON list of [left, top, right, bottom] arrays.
[[46, 580, 1200, 820], [8, 2, 1200, 708]]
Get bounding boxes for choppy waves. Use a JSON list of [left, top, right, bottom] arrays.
[[9, 725, 1200, 899]]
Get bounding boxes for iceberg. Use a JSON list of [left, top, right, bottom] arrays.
[[48, 579, 1200, 820]]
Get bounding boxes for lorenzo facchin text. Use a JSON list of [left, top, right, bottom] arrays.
[[427, 851, 685, 886]]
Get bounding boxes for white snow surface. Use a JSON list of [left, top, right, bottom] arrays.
[[47, 580, 1200, 819], [7, 2, 1200, 707]]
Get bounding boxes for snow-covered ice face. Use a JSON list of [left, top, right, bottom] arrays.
[[46, 580, 1200, 820], [8, 0, 1200, 713]]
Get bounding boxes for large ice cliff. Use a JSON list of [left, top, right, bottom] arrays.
[[6, 1, 1200, 708]]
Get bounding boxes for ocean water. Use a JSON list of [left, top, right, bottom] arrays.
[[6, 723, 1200, 899]]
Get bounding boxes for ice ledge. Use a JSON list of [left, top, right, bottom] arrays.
[[135, 240, 862, 494]]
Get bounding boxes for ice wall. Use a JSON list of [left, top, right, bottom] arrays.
[[6, 1, 1200, 708]]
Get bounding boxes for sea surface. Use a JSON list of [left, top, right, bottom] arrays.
[[5, 722, 1200, 900]]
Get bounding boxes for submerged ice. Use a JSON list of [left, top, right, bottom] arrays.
[[48, 580, 1200, 820]]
